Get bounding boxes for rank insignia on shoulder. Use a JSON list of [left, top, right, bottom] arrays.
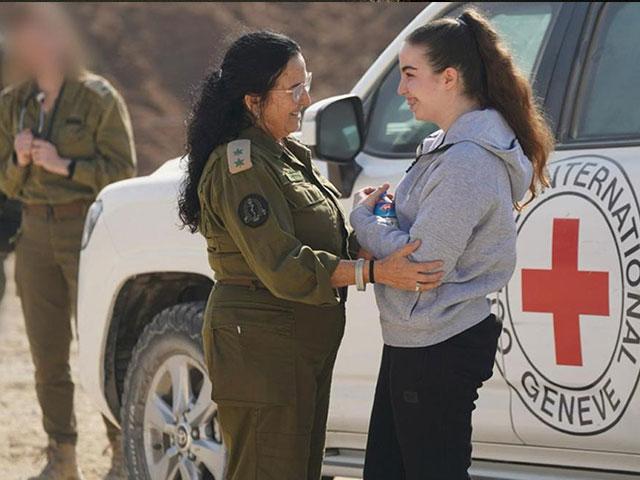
[[227, 139, 252, 174], [238, 194, 269, 228], [84, 77, 112, 98]]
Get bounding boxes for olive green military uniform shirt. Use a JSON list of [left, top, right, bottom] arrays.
[[198, 125, 358, 307], [0, 71, 136, 203]]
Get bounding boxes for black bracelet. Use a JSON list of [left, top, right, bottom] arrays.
[[369, 260, 375, 284], [66, 159, 76, 179]]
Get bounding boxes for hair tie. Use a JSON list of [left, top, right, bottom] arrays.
[[456, 14, 488, 100]]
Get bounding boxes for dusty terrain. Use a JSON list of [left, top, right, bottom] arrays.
[[0, 255, 115, 479]]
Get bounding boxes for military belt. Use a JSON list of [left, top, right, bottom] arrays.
[[23, 200, 91, 220], [217, 277, 268, 290]]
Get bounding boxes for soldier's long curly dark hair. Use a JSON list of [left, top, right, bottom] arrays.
[[179, 31, 300, 232]]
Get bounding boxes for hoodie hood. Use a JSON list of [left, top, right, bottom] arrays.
[[421, 108, 534, 202]]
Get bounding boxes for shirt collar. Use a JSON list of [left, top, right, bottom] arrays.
[[239, 125, 284, 158]]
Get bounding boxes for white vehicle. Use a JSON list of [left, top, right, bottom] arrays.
[[78, 2, 640, 479]]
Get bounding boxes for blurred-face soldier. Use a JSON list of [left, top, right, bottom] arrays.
[[0, 5, 136, 480], [179, 31, 444, 480]]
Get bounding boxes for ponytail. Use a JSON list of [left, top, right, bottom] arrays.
[[407, 8, 555, 210]]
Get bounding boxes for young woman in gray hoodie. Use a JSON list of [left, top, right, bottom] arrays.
[[350, 9, 555, 480]]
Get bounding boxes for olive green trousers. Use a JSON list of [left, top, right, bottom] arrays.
[[15, 211, 119, 445], [203, 283, 345, 480]]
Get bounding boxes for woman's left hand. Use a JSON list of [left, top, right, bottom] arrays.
[[31, 139, 71, 176], [354, 183, 390, 210]]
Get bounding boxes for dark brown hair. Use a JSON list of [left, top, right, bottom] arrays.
[[406, 8, 554, 210]]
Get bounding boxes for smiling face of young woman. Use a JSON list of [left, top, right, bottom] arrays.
[[397, 41, 467, 128], [248, 52, 312, 141]]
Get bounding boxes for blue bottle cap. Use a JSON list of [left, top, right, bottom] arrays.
[[374, 199, 396, 218]]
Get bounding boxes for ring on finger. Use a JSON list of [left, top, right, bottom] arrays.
[[415, 282, 421, 292]]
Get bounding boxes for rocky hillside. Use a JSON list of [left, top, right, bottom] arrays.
[[55, 2, 427, 174]]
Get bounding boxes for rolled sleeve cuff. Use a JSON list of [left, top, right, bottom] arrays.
[[314, 250, 342, 306], [316, 250, 341, 277]]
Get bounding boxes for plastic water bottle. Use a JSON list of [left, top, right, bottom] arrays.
[[374, 195, 399, 227]]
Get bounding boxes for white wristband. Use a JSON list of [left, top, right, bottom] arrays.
[[355, 258, 367, 291]]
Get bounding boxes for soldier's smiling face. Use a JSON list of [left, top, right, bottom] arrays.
[[261, 53, 312, 141]]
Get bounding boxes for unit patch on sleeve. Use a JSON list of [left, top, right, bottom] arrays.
[[238, 194, 269, 228]]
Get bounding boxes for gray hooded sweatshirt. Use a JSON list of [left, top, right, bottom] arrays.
[[350, 108, 533, 347]]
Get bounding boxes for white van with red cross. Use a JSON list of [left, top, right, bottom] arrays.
[[78, 2, 640, 479]]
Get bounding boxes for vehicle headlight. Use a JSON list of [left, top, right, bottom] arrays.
[[81, 199, 103, 249]]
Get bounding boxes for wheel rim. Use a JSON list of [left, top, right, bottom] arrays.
[[143, 354, 225, 480]]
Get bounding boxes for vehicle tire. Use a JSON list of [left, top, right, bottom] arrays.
[[121, 301, 226, 480]]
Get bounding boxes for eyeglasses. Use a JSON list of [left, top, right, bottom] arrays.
[[272, 72, 312, 103]]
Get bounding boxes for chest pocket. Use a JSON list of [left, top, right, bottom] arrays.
[[283, 179, 340, 252], [56, 115, 96, 159], [284, 181, 327, 210]]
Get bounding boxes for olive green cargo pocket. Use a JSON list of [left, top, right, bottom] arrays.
[[284, 182, 326, 210], [57, 124, 95, 159], [207, 305, 296, 407]]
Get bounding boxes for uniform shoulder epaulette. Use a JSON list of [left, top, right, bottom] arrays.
[[0, 81, 27, 99], [227, 139, 253, 174], [0, 84, 16, 97], [82, 74, 113, 98]]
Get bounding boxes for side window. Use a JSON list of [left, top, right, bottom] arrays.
[[573, 3, 640, 140], [364, 2, 559, 158]]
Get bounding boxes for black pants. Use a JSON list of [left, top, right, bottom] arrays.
[[363, 313, 501, 480]]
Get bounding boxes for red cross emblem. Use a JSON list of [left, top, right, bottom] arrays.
[[521, 218, 610, 366]]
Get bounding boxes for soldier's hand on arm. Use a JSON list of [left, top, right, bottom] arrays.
[[329, 240, 444, 292], [14, 130, 34, 167]]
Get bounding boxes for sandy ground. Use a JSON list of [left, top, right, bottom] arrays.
[[0, 254, 115, 479], [0, 254, 355, 480]]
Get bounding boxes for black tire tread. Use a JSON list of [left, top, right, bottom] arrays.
[[120, 301, 206, 480]]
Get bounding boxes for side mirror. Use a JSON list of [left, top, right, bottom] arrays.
[[301, 94, 364, 164]]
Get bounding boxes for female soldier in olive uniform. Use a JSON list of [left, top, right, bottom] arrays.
[[0, 6, 135, 479], [179, 31, 444, 480]]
